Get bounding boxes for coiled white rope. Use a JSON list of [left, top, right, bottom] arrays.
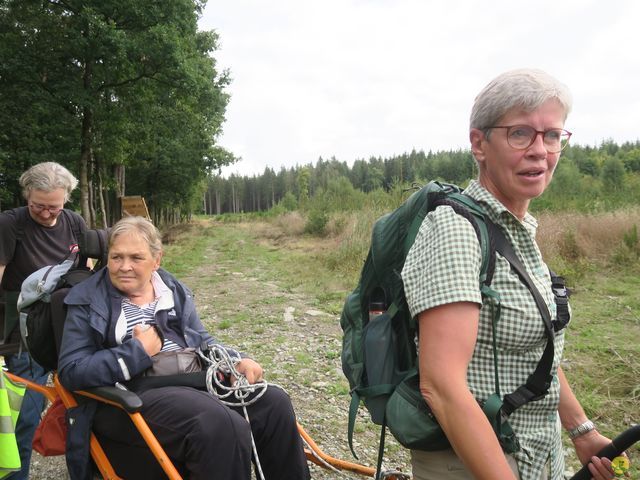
[[201, 346, 348, 478], [202, 345, 269, 407], [201, 345, 268, 480]]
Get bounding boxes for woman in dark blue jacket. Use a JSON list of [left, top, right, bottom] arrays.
[[58, 216, 309, 480]]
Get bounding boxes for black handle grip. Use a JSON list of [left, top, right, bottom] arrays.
[[570, 425, 640, 480]]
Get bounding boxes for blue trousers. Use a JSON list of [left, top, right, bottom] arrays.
[[4, 352, 49, 480]]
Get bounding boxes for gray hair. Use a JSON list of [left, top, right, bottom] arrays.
[[19, 162, 79, 202], [108, 216, 163, 259], [470, 68, 572, 131]]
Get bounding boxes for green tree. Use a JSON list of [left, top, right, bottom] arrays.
[[297, 167, 310, 208], [0, 0, 231, 225], [621, 148, 640, 173], [601, 156, 626, 192], [279, 192, 297, 211]]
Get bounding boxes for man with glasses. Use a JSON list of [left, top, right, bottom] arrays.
[[0, 161, 87, 480]]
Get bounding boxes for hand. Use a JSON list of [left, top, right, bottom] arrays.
[[572, 430, 622, 479], [133, 324, 162, 356], [233, 358, 264, 385]]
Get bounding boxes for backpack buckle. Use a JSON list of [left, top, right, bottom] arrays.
[[551, 273, 571, 332]]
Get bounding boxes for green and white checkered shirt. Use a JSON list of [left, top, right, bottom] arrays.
[[402, 180, 567, 480]]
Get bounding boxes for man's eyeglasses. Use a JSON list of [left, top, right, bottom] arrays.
[[488, 125, 572, 153], [28, 202, 63, 214]]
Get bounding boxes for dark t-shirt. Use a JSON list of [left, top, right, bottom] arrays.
[[0, 207, 87, 292]]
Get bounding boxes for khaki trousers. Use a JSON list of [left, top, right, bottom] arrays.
[[411, 448, 550, 480]]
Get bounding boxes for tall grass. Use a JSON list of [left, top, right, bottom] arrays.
[[334, 206, 640, 282], [537, 208, 640, 281], [284, 199, 640, 286]]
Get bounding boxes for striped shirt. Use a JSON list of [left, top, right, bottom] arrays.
[[402, 180, 567, 480], [121, 298, 181, 352]]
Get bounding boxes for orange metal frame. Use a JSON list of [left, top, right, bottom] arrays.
[[3, 371, 391, 479]]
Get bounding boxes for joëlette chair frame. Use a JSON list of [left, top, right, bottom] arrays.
[[4, 370, 385, 479]]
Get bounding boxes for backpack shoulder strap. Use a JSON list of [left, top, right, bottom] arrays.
[[60, 210, 84, 241], [60, 210, 88, 267], [13, 207, 29, 243], [487, 221, 555, 416], [429, 191, 497, 288]]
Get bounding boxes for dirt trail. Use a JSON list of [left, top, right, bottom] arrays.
[[179, 221, 411, 479], [29, 220, 410, 479]]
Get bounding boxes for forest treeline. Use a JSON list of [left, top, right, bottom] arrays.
[[205, 140, 640, 216], [1, 2, 638, 227]]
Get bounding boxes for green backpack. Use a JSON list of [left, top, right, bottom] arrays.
[[340, 181, 568, 477]]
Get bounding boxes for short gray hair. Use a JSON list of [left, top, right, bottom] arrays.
[[19, 162, 79, 202], [470, 68, 572, 131], [108, 216, 163, 259]]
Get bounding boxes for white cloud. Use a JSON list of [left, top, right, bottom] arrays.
[[200, 0, 640, 176]]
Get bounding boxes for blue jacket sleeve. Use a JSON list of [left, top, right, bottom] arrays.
[[58, 304, 153, 391]]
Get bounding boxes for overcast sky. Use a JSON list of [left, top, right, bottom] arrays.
[[199, 1, 640, 177]]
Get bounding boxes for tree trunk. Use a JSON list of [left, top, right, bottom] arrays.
[[113, 163, 125, 224], [114, 164, 126, 197], [79, 50, 93, 225], [88, 160, 97, 227], [79, 105, 93, 225], [97, 164, 108, 228]]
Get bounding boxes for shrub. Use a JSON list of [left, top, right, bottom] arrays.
[[623, 224, 639, 252], [279, 192, 298, 212], [613, 224, 640, 265], [274, 212, 306, 237], [305, 206, 329, 236]]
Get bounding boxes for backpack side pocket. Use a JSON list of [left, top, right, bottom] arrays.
[[386, 370, 450, 451]]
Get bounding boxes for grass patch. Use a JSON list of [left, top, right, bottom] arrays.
[[217, 319, 232, 330], [161, 223, 215, 278], [560, 263, 640, 474], [295, 352, 313, 366], [327, 381, 350, 396]]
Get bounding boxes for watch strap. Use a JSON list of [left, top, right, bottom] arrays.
[[568, 420, 596, 440]]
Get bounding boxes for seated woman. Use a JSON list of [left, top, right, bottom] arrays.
[[58, 216, 310, 480]]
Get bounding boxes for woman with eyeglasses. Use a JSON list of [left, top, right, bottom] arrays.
[[401, 70, 620, 479], [0, 161, 87, 480]]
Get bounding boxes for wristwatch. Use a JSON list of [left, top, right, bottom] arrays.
[[567, 420, 596, 440]]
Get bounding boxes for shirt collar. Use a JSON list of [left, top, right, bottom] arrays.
[[151, 271, 175, 312], [464, 180, 538, 236]]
